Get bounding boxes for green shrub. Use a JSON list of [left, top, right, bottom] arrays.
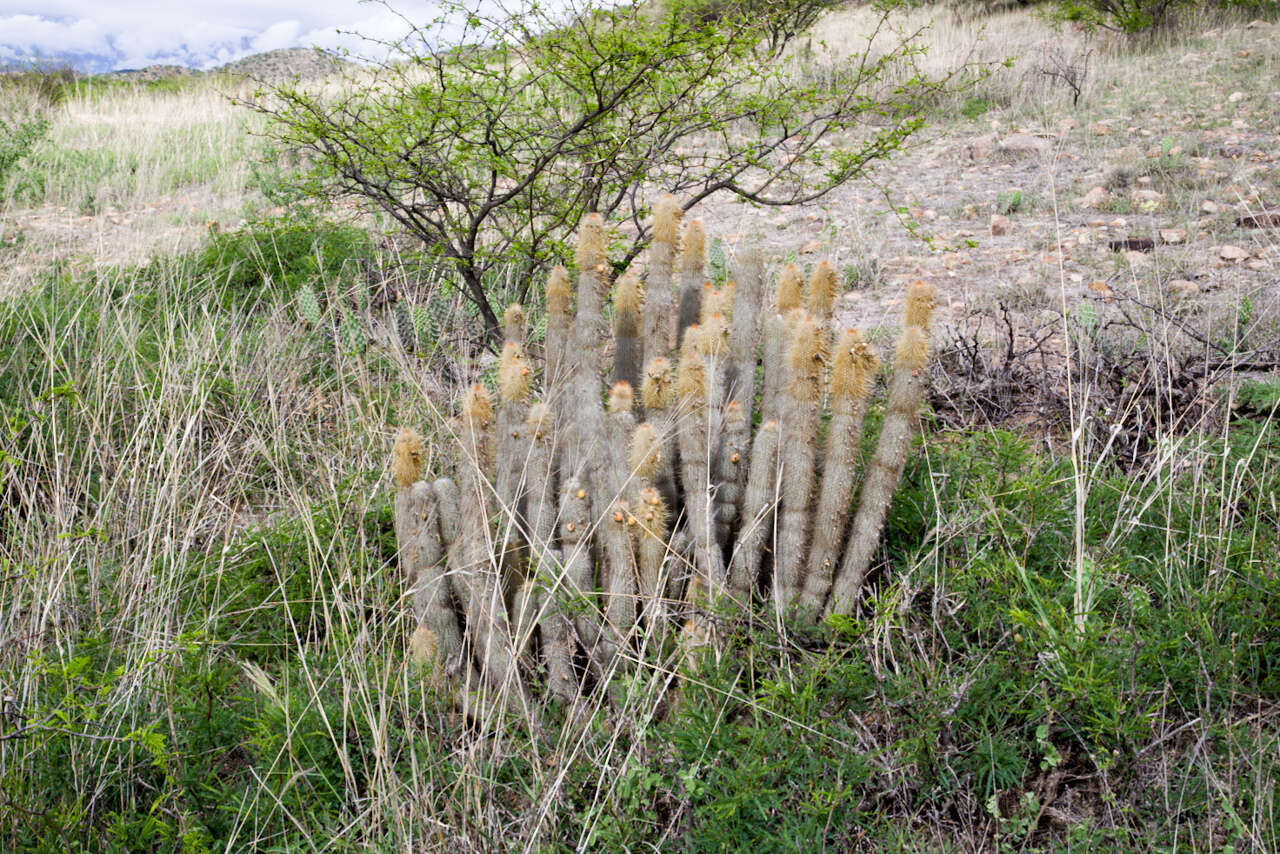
[[254, 0, 946, 340], [193, 215, 375, 308], [1235, 376, 1280, 419], [0, 114, 49, 191], [1052, 0, 1279, 34]]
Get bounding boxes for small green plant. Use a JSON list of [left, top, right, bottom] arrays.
[[1232, 375, 1280, 419], [294, 281, 322, 327], [842, 257, 881, 290], [961, 95, 993, 120], [995, 188, 1024, 215]]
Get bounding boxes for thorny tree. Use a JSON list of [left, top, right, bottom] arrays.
[[250, 0, 946, 339]]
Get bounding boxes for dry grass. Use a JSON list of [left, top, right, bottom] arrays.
[[0, 78, 267, 296]]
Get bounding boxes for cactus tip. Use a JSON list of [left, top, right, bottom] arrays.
[[498, 342, 532, 403], [609, 381, 635, 414], [806, 260, 838, 319], [547, 266, 571, 314], [462, 383, 492, 426], [392, 426, 426, 489], [701, 284, 734, 324], [576, 213, 606, 272], [681, 323, 706, 360], [615, 269, 643, 316], [777, 263, 803, 312], [832, 328, 879, 400], [904, 280, 937, 329], [525, 402, 552, 435], [642, 357, 673, 410], [787, 311, 826, 386], [630, 422, 660, 479], [680, 220, 706, 271], [676, 350, 708, 399], [697, 312, 729, 355], [654, 194, 682, 245], [636, 486, 668, 535]]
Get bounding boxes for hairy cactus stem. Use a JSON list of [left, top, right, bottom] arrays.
[[566, 215, 615, 512], [641, 356, 678, 510], [714, 400, 749, 550], [644, 194, 681, 363], [676, 219, 706, 347], [431, 475, 469, 610], [606, 381, 638, 499], [544, 266, 573, 412], [510, 578, 540, 666], [597, 382, 639, 659], [458, 385, 520, 691], [799, 328, 879, 612], [760, 264, 803, 423], [676, 345, 727, 597], [727, 247, 764, 413], [527, 411, 575, 701], [828, 282, 935, 616], [599, 498, 638, 666], [629, 425, 670, 628], [698, 310, 731, 414], [556, 476, 604, 671], [496, 339, 533, 555], [633, 483, 671, 633], [395, 431, 464, 682], [523, 403, 559, 578], [613, 270, 643, 393], [773, 312, 826, 611], [727, 419, 779, 603]]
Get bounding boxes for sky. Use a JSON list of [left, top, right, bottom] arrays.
[[0, 0, 447, 72]]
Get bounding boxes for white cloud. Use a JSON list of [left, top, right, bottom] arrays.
[[252, 19, 303, 53], [0, 1, 445, 71]]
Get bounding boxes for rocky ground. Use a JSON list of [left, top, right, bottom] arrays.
[[698, 18, 1278, 343]]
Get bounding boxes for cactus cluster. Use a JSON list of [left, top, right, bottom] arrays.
[[392, 198, 936, 699]]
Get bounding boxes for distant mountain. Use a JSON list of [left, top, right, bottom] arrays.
[[213, 48, 351, 84], [101, 48, 351, 85], [5, 46, 350, 83], [108, 65, 201, 84]]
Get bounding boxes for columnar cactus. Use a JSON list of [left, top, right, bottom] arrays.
[[643, 194, 681, 364], [773, 311, 826, 610], [676, 219, 706, 347], [827, 281, 935, 616], [391, 203, 936, 703], [800, 329, 878, 610], [613, 272, 643, 393]]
